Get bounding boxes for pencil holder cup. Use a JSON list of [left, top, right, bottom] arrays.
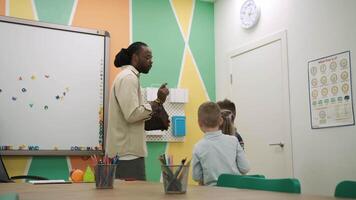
[[94, 164, 117, 189], [161, 165, 190, 194]]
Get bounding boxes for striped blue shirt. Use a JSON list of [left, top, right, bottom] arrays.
[[192, 130, 250, 186]]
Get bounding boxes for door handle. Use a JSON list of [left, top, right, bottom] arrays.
[[269, 142, 284, 148]]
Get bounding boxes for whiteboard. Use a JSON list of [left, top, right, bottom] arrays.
[[0, 16, 109, 155]]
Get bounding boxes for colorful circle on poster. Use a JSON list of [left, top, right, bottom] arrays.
[[341, 71, 348, 80], [311, 78, 318, 87], [321, 88, 328, 96], [312, 89, 318, 98], [330, 73, 337, 83], [310, 66, 317, 76], [342, 83, 349, 93], [329, 61, 337, 71], [319, 110, 326, 119], [320, 76, 327, 85], [340, 58, 348, 68], [331, 86, 338, 95], [320, 64, 327, 73]]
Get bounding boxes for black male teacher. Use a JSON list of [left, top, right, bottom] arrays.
[[106, 42, 169, 180]]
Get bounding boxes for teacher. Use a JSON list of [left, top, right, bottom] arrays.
[[106, 42, 169, 180]]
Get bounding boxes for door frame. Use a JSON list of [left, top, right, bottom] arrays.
[[227, 30, 294, 177]]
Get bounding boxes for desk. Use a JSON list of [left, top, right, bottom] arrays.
[[0, 180, 342, 200]]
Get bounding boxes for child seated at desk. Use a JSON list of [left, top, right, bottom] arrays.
[[217, 99, 245, 149], [192, 101, 250, 186]]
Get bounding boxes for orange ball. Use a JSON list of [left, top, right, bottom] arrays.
[[71, 169, 84, 182]]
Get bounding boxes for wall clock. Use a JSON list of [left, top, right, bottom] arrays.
[[240, 0, 261, 29]]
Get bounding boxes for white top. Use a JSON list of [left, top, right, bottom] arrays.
[[192, 130, 250, 185]]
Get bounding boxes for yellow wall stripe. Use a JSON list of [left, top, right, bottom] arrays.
[[167, 47, 208, 185], [2, 156, 31, 182], [9, 0, 35, 20], [171, 0, 194, 40]]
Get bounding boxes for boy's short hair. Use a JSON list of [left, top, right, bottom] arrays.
[[217, 99, 236, 121], [198, 102, 221, 128]]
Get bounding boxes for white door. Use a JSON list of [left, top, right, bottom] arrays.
[[229, 31, 293, 178]]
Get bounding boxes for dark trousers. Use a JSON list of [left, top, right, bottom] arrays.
[[115, 157, 146, 181]]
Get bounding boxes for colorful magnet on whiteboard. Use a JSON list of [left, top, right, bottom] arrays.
[[21, 88, 27, 92], [31, 75, 36, 80], [18, 144, 26, 150], [12, 97, 17, 101]]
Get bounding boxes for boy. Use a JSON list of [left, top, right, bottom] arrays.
[[192, 102, 250, 186]]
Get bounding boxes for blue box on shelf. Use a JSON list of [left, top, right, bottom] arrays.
[[172, 116, 186, 137]]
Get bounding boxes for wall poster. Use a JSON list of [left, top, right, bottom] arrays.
[[308, 51, 354, 129]]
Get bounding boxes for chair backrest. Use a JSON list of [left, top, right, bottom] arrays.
[[216, 174, 301, 194], [335, 180, 356, 198], [0, 193, 19, 200], [217, 174, 265, 187]]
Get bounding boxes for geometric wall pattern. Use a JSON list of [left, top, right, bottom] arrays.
[[0, 0, 214, 184]]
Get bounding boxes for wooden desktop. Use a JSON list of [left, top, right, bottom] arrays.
[[0, 180, 343, 200]]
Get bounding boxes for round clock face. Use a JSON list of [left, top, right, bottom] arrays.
[[240, 0, 260, 29]]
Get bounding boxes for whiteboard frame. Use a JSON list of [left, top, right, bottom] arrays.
[[0, 16, 109, 156]]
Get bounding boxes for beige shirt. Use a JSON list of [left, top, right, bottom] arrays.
[[106, 65, 152, 158]]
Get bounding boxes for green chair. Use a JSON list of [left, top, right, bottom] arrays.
[[0, 193, 19, 200], [335, 180, 356, 198], [216, 174, 301, 194], [243, 174, 266, 178]]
